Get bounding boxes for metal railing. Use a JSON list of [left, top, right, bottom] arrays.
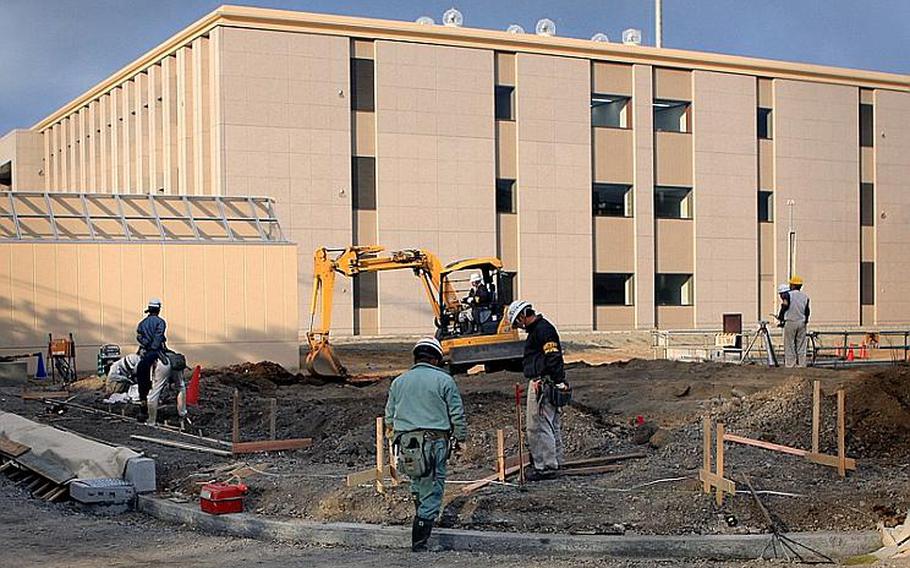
[[0, 191, 286, 243]]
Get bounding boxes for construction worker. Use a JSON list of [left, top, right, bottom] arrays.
[[779, 276, 811, 367], [461, 273, 492, 331], [507, 300, 571, 481], [135, 298, 168, 423], [147, 354, 188, 426], [106, 353, 141, 391], [385, 337, 467, 552]]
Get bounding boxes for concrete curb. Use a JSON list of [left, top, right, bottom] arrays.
[[138, 495, 880, 560]]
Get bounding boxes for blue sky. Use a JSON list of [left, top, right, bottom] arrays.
[[1, 0, 908, 134]]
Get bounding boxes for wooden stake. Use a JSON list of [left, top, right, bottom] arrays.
[[702, 417, 712, 494], [837, 388, 846, 478], [269, 398, 277, 441], [388, 438, 399, 486], [812, 380, 821, 454], [715, 422, 725, 506], [232, 388, 240, 444], [375, 417, 385, 494], [496, 429, 506, 482]]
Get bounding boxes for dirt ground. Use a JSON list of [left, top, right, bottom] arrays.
[[2, 337, 909, 542]]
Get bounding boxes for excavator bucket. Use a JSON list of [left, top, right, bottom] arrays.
[[305, 342, 348, 378]]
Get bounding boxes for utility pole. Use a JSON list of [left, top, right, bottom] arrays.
[[655, 0, 663, 48]]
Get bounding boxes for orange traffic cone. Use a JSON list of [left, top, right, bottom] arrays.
[[847, 345, 855, 362], [186, 365, 201, 406]]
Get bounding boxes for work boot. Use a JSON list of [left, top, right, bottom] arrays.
[[525, 467, 557, 482], [411, 517, 434, 552], [137, 402, 149, 424]]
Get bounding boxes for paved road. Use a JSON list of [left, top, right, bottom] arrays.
[[0, 478, 892, 567]]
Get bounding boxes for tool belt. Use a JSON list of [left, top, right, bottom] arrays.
[[534, 378, 573, 408], [394, 430, 449, 479]]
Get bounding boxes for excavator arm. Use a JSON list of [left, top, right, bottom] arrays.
[[306, 246, 450, 377]]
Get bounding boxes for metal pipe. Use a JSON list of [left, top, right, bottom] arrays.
[[655, 0, 663, 48]]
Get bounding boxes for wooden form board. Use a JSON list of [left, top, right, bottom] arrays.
[[700, 383, 854, 504], [231, 438, 312, 454], [0, 436, 30, 458]]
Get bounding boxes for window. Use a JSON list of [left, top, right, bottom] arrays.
[[0, 161, 10, 189], [654, 100, 690, 133], [354, 272, 378, 309], [499, 272, 516, 305], [654, 186, 692, 219], [592, 184, 632, 217], [594, 273, 634, 306], [655, 274, 693, 306], [758, 108, 773, 139], [591, 94, 630, 128], [860, 262, 874, 305], [351, 58, 375, 111], [352, 157, 376, 210], [860, 104, 874, 148], [861, 183, 874, 227], [496, 179, 516, 213], [758, 191, 773, 223], [495, 86, 515, 121]]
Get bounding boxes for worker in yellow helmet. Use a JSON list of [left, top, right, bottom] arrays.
[[779, 276, 811, 367]]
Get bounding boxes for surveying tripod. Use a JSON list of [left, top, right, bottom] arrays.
[[741, 320, 779, 366]]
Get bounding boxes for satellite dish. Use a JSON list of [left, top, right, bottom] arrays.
[[442, 8, 464, 27], [535, 18, 556, 36], [506, 24, 525, 34], [415, 16, 435, 25], [591, 32, 610, 42], [622, 28, 642, 45]]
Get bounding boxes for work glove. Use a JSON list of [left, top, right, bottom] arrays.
[[450, 438, 464, 457], [385, 423, 394, 441]]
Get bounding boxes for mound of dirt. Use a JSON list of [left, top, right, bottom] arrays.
[[202, 361, 299, 392], [846, 364, 910, 460]]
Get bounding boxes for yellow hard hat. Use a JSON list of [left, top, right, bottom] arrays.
[[788, 275, 803, 286]]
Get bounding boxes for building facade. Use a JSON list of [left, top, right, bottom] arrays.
[[2, 5, 909, 338]]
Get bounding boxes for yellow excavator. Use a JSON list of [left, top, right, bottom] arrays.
[[305, 245, 525, 378]]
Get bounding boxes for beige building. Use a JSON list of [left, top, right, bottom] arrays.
[[2, 6, 910, 347]]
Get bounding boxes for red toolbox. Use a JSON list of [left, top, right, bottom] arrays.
[[199, 483, 247, 515]]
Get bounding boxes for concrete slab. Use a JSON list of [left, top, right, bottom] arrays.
[[138, 495, 880, 560]]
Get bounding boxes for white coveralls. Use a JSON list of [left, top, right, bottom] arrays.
[[108, 354, 186, 423]]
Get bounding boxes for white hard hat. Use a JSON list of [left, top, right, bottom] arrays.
[[507, 300, 533, 326], [413, 337, 444, 359], [470, 273, 482, 284], [147, 297, 162, 309], [777, 284, 789, 294]]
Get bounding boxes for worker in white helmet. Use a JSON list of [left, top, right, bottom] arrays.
[[384, 337, 467, 551], [460, 273, 492, 332], [135, 298, 168, 423], [507, 300, 572, 481]]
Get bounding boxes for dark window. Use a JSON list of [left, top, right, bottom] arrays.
[[861, 262, 874, 305], [758, 191, 773, 222], [593, 184, 632, 217], [351, 58, 375, 111], [0, 161, 11, 189], [495, 86, 514, 120], [352, 157, 376, 210], [860, 104, 874, 148], [353, 272, 378, 309], [496, 179, 516, 214], [861, 183, 874, 227], [654, 186, 692, 219], [591, 94, 630, 128], [594, 273, 633, 306], [655, 273, 693, 306], [499, 272, 516, 305], [758, 107, 773, 139], [654, 100, 690, 133]]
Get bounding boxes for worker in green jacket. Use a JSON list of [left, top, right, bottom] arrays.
[[385, 337, 467, 552]]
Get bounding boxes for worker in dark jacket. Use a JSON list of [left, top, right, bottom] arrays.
[[508, 300, 571, 481], [461, 273, 492, 331], [135, 298, 168, 423], [385, 337, 467, 552]]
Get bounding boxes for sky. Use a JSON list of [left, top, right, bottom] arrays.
[[1, 0, 908, 134]]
